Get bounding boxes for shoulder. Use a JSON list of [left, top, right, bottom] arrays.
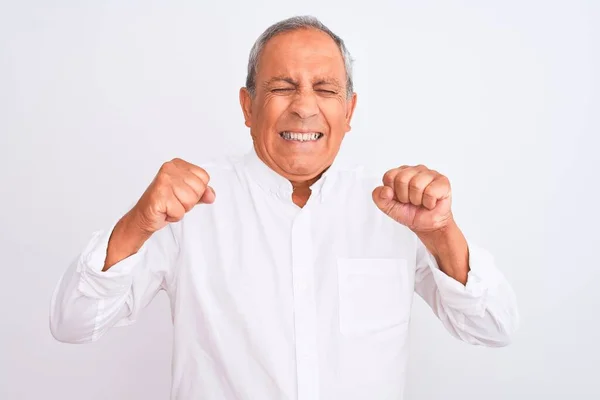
[[333, 157, 382, 197], [191, 152, 246, 190], [329, 159, 416, 248], [194, 152, 241, 174]]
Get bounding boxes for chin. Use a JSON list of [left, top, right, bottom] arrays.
[[283, 158, 325, 177]]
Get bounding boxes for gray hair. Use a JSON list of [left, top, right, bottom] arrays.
[[245, 15, 354, 98]]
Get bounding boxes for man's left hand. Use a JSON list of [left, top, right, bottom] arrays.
[[372, 165, 454, 233]]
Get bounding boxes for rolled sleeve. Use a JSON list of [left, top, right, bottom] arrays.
[[77, 221, 148, 299], [427, 241, 503, 317]]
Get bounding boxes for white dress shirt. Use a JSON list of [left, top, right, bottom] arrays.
[[50, 147, 519, 400]]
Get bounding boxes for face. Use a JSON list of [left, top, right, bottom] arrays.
[[240, 28, 357, 182]]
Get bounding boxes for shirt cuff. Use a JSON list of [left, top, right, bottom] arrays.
[[427, 241, 503, 317], [77, 220, 147, 298]]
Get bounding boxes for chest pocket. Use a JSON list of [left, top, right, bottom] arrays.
[[337, 258, 411, 336]]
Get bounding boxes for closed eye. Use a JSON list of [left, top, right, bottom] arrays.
[[317, 89, 337, 95], [272, 88, 294, 93]]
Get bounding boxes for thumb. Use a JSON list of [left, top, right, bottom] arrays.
[[198, 186, 216, 204], [372, 186, 414, 227], [371, 185, 395, 214]]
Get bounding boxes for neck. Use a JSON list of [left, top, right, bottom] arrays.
[[290, 174, 322, 193], [290, 169, 328, 208], [252, 145, 332, 207]]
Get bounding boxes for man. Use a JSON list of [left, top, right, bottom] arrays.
[[50, 15, 518, 400]]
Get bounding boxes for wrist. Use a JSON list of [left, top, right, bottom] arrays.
[[415, 216, 458, 249], [416, 218, 469, 284]]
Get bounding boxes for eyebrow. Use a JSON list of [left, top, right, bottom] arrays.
[[264, 76, 343, 88], [265, 76, 298, 86], [313, 77, 343, 87]]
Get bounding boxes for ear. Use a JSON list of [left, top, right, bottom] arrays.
[[344, 92, 358, 132], [239, 87, 253, 128]]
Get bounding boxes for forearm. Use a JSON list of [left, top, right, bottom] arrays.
[[103, 210, 151, 271], [416, 218, 470, 285]]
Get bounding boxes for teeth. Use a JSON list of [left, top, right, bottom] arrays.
[[281, 132, 322, 141]]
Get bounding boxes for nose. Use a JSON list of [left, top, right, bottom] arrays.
[[289, 90, 319, 120]]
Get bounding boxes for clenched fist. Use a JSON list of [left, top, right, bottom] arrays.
[[372, 165, 453, 233], [131, 158, 216, 234], [103, 158, 215, 271]]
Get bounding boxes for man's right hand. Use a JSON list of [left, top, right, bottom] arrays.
[[132, 158, 216, 234], [103, 158, 215, 271]]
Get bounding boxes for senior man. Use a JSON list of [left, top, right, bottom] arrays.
[[50, 15, 518, 400]]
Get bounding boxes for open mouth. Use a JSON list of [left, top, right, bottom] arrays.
[[279, 131, 324, 142]]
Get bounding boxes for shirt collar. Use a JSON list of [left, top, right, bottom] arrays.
[[243, 145, 340, 203]]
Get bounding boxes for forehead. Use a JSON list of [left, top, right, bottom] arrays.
[[257, 28, 346, 80]]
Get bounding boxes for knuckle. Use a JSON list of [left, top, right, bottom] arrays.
[[189, 174, 207, 191], [197, 167, 210, 182], [155, 172, 169, 186], [409, 182, 424, 192], [410, 178, 427, 192], [154, 176, 172, 195], [396, 173, 411, 186], [159, 161, 176, 175], [382, 170, 394, 184]]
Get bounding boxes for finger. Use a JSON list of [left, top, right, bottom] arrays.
[[409, 171, 436, 207], [187, 165, 210, 185], [375, 185, 394, 201], [394, 168, 420, 204], [382, 169, 399, 187], [422, 176, 451, 209], [164, 190, 186, 222], [171, 158, 210, 184], [180, 170, 208, 199], [382, 165, 409, 187], [422, 189, 437, 210], [171, 182, 201, 212], [372, 186, 399, 215]]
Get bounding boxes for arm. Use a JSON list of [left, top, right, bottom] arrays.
[[50, 158, 215, 343], [49, 213, 177, 343], [414, 222, 519, 347], [372, 164, 519, 346]]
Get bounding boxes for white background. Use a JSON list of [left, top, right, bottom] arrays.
[[1, 0, 598, 399]]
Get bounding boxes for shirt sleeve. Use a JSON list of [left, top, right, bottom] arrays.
[[49, 219, 178, 344], [414, 237, 519, 347]]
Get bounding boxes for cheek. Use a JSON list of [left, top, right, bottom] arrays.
[[320, 99, 349, 129], [257, 95, 289, 126]]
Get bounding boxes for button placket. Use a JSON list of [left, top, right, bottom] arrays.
[[291, 209, 319, 400]]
